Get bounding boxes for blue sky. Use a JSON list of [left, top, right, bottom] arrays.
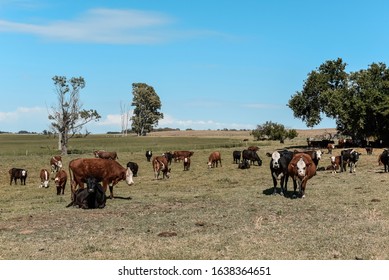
[[1, 0, 389, 133]]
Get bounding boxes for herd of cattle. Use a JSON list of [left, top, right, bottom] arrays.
[[7, 145, 389, 206]]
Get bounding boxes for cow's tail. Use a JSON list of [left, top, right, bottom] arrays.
[[68, 163, 76, 201]]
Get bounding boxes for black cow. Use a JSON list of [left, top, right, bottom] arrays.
[[340, 149, 361, 173], [267, 150, 293, 196], [9, 168, 28, 185], [232, 151, 241, 164], [66, 177, 106, 209], [145, 150, 153, 162], [163, 152, 174, 165], [242, 149, 262, 166], [126, 161, 139, 177], [238, 159, 250, 169], [379, 149, 389, 172]]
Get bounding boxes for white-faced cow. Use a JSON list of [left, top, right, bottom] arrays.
[[152, 156, 171, 179], [288, 153, 316, 198], [340, 149, 361, 173], [242, 149, 262, 166], [39, 169, 50, 188], [50, 156, 62, 173], [68, 158, 134, 200], [379, 149, 389, 172], [94, 150, 118, 160], [183, 157, 191, 171], [232, 151, 241, 164], [208, 151, 222, 168], [9, 168, 28, 185], [326, 155, 341, 173], [294, 149, 322, 170], [54, 169, 67, 195], [145, 150, 153, 162], [267, 150, 293, 196]]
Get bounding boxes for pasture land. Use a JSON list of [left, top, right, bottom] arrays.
[[0, 129, 388, 260]]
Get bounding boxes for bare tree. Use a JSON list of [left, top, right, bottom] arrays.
[[120, 101, 130, 136], [49, 76, 101, 155]]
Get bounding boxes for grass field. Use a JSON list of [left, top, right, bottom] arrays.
[[0, 129, 388, 260]]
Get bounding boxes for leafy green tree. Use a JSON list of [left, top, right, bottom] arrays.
[[49, 76, 101, 155], [130, 83, 163, 136], [251, 121, 298, 143], [288, 58, 389, 141]]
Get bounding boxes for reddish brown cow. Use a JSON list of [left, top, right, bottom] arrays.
[[327, 143, 335, 154], [94, 150, 118, 160], [208, 151, 222, 168], [183, 157, 191, 171], [68, 158, 134, 199], [54, 169, 67, 195], [294, 149, 322, 169], [288, 153, 316, 198], [50, 156, 62, 173], [248, 146, 259, 152], [39, 169, 50, 188], [152, 156, 171, 179], [326, 155, 341, 173], [173, 151, 194, 162]]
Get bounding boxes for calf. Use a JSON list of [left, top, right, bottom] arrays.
[[242, 149, 262, 166], [50, 156, 62, 173], [9, 168, 28, 185], [208, 151, 222, 168], [326, 155, 341, 173], [238, 159, 250, 169], [39, 169, 50, 188], [183, 157, 191, 171], [54, 170, 67, 195], [126, 161, 139, 177], [288, 153, 316, 198], [173, 151, 194, 162], [152, 156, 171, 179], [341, 149, 361, 173], [327, 143, 335, 154], [232, 151, 241, 164], [267, 150, 293, 196], [145, 150, 153, 162], [379, 149, 389, 172], [66, 177, 106, 209]]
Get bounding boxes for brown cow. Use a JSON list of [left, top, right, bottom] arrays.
[[183, 157, 191, 171], [327, 143, 335, 154], [50, 156, 62, 173], [288, 153, 316, 198], [294, 149, 322, 169], [326, 155, 341, 173], [93, 150, 118, 160], [39, 169, 50, 188], [9, 168, 28, 185], [68, 158, 134, 199], [248, 146, 259, 152], [208, 151, 222, 168], [173, 151, 194, 162], [54, 169, 67, 195], [152, 156, 171, 179]]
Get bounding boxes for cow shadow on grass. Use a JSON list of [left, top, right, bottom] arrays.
[[109, 196, 132, 200], [262, 187, 297, 199]]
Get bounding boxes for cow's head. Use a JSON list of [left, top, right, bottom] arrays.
[[315, 150, 322, 161], [271, 151, 281, 169], [350, 150, 361, 162], [296, 157, 307, 177], [125, 167, 134, 185], [86, 177, 99, 193]]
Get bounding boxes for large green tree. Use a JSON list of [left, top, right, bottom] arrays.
[[130, 83, 163, 136], [49, 76, 101, 155], [288, 58, 389, 142], [251, 121, 298, 143]]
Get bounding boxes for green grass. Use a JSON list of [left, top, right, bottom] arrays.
[[0, 133, 388, 260]]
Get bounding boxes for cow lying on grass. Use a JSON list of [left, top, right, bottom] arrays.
[[66, 177, 106, 209]]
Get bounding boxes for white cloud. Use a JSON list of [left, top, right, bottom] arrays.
[[0, 8, 174, 44]]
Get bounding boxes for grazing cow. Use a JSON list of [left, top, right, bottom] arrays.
[[267, 150, 293, 196], [340, 149, 361, 173], [39, 169, 50, 188], [126, 161, 139, 177], [173, 151, 194, 162], [248, 146, 259, 152], [163, 151, 174, 165], [238, 159, 250, 169], [242, 149, 262, 166], [288, 153, 316, 198], [50, 156, 62, 173], [145, 150, 153, 162], [9, 168, 28, 185], [54, 170, 67, 195], [232, 151, 241, 164], [183, 157, 191, 171], [379, 149, 389, 172], [66, 177, 106, 209], [152, 156, 171, 179], [94, 150, 118, 160], [294, 149, 322, 169], [208, 151, 222, 168], [68, 158, 134, 200], [326, 156, 341, 173]]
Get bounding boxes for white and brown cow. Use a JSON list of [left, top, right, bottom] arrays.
[[288, 153, 316, 198], [54, 169, 67, 195], [50, 156, 63, 173], [208, 151, 222, 168], [39, 168, 50, 188], [326, 155, 341, 173], [94, 150, 118, 160], [294, 149, 322, 169], [152, 156, 171, 179], [68, 158, 134, 200]]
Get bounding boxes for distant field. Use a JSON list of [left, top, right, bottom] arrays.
[[0, 129, 388, 260]]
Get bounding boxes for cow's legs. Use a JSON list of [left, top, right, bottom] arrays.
[[109, 185, 114, 199]]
